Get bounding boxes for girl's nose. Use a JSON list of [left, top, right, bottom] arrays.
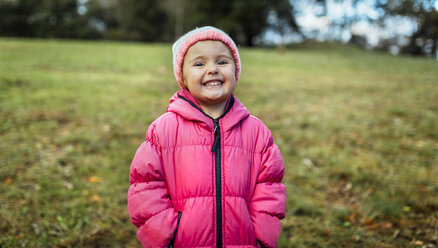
[[207, 64, 219, 75]]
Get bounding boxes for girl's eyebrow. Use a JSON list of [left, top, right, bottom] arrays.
[[217, 54, 233, 60], [188, 54, 233, 63], [188, 55, 205, 63]]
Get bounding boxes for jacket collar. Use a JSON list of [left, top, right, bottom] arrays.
[[167, 89, 250, 132]]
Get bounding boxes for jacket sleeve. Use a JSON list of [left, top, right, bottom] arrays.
[[127, 125, 178, 248], [249, 133, 286, 248]]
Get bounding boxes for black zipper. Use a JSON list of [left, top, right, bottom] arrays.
[[212, 119, 222, 248], [176, 211, 182, 234], [178, 95, 234, 248], [170, 211, 183, 248]]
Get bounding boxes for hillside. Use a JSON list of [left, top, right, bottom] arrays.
[[0, 38, 437, 247]]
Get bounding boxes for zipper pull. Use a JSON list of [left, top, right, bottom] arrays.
[[211, 120, 220, 152]]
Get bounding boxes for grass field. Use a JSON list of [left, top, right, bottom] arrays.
[[0, 38, 437, 248]]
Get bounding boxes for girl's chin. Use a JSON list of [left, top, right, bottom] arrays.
[[204, 90, 228, 98], [199, 94, 229, 105], [200, 88, 227, 98]]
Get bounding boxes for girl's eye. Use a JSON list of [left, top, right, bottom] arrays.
[[194, 62, 204, 67], [218, 60, 228, 65]]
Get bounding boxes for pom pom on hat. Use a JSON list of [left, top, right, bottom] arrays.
[[172, 26, 241, 88]]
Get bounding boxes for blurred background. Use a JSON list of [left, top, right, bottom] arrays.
[[0, 0, 437, 248], [1, 0, 438, 57]]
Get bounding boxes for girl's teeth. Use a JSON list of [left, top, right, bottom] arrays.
[[205, 81, 222, 86]]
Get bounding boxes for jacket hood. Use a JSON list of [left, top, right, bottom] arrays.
[[167, 89, 250, 132]]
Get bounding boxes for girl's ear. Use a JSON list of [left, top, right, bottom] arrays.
[[181, 79, 188, 89], [181, 73, 188, 89]]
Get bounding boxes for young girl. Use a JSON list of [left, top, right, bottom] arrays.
[[127, 26, 286, 248]]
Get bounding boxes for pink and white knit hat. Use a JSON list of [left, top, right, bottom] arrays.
[[172, 26, 241, 88]]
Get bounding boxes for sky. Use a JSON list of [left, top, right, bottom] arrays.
[[263, 0, 437, 49]]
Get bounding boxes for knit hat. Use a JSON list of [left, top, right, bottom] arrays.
[[172, 26, 241, 88]]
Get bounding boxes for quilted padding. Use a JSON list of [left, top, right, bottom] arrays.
[[128, 89, 286, 248]]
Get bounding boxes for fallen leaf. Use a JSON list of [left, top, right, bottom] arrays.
[[102, 124, 111, 132], [90, 194, 101, 202], [63, 182, 73, 190], [50, 144, 57, 152], [369, 223, 379, 229], [363, 218, 374, 225], [382, 221, 393, 229], [32, 223, 40, 235], [345, 212, 358, 223], [88, 176, 103, 183], [363, 218, 379, 229], [413, 240, 423, 245], [4, 178, 12, 184], [415, 140, 424, 147], [302, 158, 315, 169], [35, 142, 43, 149], [403, 206, 411, 212], [342, 182, 352, 192]]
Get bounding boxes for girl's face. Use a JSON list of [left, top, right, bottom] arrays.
[[182, 41, 236, 108]]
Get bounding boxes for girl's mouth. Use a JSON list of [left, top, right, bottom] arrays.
[[203, 80, 223, 87]]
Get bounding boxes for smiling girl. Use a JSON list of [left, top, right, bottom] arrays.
[[127, 26, 286, 248]]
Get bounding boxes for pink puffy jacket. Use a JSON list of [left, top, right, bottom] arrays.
[[128, 89, 286, 248]]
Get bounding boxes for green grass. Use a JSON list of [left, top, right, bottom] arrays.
[[0, 38, 437, 247]]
